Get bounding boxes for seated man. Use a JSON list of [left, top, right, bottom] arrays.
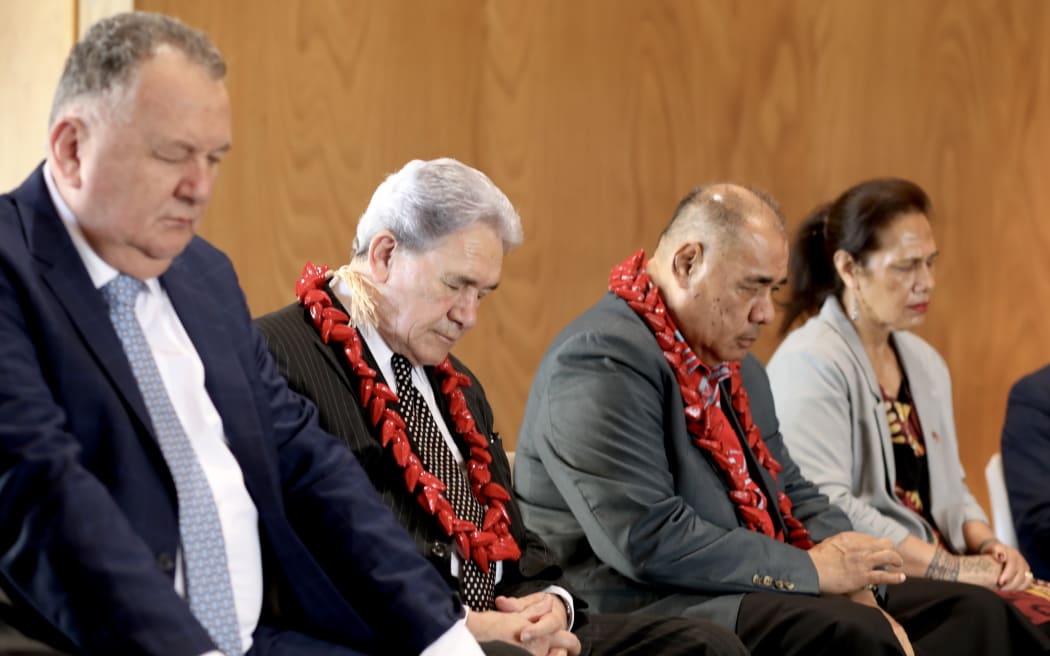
[[1002, 364, 1050, 579], [0, 12, 491, 655], [514, 184, 1050, 655], [257, 158, 748, 656]]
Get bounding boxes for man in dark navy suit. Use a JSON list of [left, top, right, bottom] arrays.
[[0, 11, 490, 655], [1002, 365, 1050, 581]]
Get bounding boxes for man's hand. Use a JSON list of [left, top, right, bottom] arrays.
[[496, 593, 580, 656], [808, 531, 905, 594], [466, 593, 580, 656]]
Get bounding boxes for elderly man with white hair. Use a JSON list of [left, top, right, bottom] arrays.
[[256, 158, 748, 656]]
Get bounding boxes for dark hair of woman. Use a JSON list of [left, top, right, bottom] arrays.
[[779, 178, 931, 335]]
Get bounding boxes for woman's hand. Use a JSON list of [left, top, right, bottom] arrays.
[[980, 540, 1033, 591]]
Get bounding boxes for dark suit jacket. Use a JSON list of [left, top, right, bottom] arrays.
[[1002, 364, 1050, 580], [0, 167, 463, 655], [256, 300, 573, 608], [515, 293, 852, 630]]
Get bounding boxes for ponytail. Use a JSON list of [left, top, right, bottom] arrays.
[[779, 204, 838, 335]]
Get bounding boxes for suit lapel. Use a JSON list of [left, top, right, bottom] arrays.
[[17, 169, 153, 434], [820, 296, 898, 487]]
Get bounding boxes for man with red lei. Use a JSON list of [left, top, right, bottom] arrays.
[[515, 184, 1046, 656], [257, 159, 748, 656]]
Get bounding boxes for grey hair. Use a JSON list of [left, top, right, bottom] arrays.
[[352, 158, 523, 257], [49, 11, 225, 126]]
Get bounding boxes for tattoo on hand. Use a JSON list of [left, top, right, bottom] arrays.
[[925, 548, 960, 581]]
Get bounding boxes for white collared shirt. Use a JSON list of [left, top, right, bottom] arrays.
[[45, 164, 262, 652]]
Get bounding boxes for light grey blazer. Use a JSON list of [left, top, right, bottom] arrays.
[[767, 296, 986, 552]]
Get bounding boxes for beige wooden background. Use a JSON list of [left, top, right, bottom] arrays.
[[11, 1, 1050, 513]]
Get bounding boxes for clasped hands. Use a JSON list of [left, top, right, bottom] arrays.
[[467, 592, 581, 656], [975, 540, 1039, 592]]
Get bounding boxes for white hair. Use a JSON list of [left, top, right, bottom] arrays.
[[352, 158, 523, 257]]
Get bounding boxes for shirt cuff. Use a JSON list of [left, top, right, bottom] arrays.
[[543, 585, 575, 630], [420, 614, 486, 656]]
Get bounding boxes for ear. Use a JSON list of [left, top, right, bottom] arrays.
[[48, 117, 87, 188], [833, 249, 860, 290], [367, 231, 399, 284], [670, 242, 703, 289]]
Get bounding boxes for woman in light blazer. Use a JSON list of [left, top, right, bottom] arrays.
[[767, 178, 1032, 592]]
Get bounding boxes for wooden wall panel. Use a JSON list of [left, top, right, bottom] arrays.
[[0, 0, 73, 191], [137, 0, 1050, 513]]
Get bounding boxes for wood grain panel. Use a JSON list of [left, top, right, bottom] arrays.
[[136, 0, 1050, 515], [0, 0, 73, 191]]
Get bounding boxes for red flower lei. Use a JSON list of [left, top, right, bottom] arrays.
[[609, 251, 813, 548], [295, 262, 521, 571]]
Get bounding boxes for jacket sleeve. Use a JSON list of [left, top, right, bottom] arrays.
[[739, 353, 852, 542], [0, 250, 215, 654], [1001, 368, 1050, 579], [248, 304, 466, 654], [527, 329, 822, 596]]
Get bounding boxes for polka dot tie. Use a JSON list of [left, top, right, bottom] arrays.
[[101, 274, 242, 656], [391, 354, 496, 611]]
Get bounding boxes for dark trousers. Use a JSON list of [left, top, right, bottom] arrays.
[[736, 578, 1050, 656], [484, 612, 748, 656], [579, 612, 747, 656]]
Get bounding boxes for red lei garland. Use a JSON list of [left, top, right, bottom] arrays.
[[609, 251, 813, 549], [295, 262, 521, 571]]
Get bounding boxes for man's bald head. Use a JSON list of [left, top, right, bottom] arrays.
[[648, 183, 788, 366], [654, 184, 785, 262]]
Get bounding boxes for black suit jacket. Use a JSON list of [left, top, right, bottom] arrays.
[[256, 298, 576, 607], [0, 167, 464, 654]]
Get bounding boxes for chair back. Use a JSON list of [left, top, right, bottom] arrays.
[[985, 452, 1018, 548]]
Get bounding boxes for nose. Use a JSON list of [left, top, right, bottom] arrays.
[[175, 156, 217, 205], [915, 261, 935, 292], [449, 292, 479, 331], [750, 290, 776, 325]]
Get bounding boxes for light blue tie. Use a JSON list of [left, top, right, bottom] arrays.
[[101, 274, 242, 656]]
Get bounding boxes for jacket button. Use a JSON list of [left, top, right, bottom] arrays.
[[786, 582, 796, 591], [752, 574, 761, 585], [431, 542, 449, 558], [762, 575, 773, 587], [157, 552, 175, 572]]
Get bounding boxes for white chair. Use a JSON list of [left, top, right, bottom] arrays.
[[984, 452, 1018, 548]]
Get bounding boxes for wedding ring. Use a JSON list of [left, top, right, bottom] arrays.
[[1025, 571, 1035, 579]]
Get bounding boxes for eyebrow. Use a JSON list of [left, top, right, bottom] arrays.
[[747, 275, 787, 286], [163, 140, 233, 155], [448, 274, 499, 292], [896, 251, 940, 262]]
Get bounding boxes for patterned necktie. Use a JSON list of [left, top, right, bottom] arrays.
[[391, 354, 496, 610], [101, 274, 242, 656]]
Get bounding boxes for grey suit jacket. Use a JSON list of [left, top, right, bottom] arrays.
[[767, 296, 986, 552], [514, 293, 850, 629]]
